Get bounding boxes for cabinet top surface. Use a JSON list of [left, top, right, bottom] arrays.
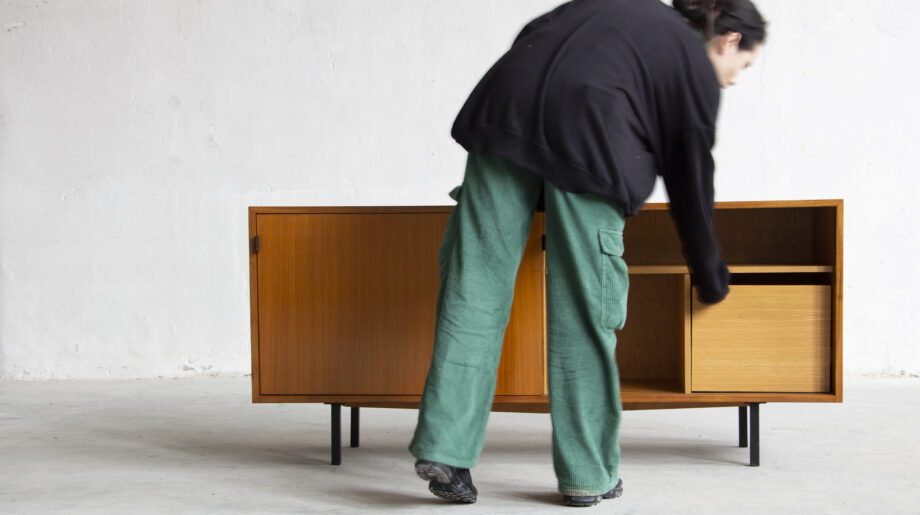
[[249, 199, 843, 214]]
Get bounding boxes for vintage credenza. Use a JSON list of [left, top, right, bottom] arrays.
[[248, 200, 843, 466]]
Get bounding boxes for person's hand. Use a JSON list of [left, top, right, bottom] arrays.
[[697, 285, 729, 305]]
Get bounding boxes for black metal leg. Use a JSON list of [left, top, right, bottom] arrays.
[[739, 406, 748, 448], [350, 407, 360, 448], [750, 403, 760, 467], [331, 403, 342, 465]]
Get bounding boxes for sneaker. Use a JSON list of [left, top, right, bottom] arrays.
[[562, 478, 624, 507], [415, 459, 478, 504]]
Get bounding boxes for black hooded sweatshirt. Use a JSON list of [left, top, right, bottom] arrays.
[[451, 0, 730, 303]]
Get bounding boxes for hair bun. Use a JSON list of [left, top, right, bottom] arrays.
[[674, 0, 725, 14], [675, 0, 769, 48], [673, 0, 725, 36]]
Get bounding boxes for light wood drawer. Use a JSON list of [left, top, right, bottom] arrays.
[[691, 284, 831, 393]]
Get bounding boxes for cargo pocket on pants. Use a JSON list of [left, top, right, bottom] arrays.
[[438, 185, 463, 269], [599, 228, 629, 331]]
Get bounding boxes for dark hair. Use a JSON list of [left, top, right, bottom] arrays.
[[673, 0, 767, 50]]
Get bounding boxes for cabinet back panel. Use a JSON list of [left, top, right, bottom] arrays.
[[616, 275, 684, 382], [624, 207, 837, 266]]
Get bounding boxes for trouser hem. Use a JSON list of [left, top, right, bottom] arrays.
[[409, 448, 477, 470], [558, 479, 619, 496]]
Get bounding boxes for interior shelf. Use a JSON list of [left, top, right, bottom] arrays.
[[620, 379, 685, 395], [628, 265, 833, 275]]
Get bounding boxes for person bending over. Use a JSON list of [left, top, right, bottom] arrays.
[[409, 0, 767, 507]]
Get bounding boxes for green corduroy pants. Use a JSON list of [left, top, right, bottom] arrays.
[[409, 152, 629, 496]]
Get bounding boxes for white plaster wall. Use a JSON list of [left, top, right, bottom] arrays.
[[0, 1, 916, 379]]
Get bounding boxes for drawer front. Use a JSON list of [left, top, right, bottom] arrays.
[[691, 285, 831, 393]]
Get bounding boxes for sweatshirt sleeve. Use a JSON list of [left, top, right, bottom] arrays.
[[661, 125, 730, 304]]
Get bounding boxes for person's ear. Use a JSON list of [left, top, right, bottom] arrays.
[[713, 32, 743, 55], [724, 31, 742, 52]]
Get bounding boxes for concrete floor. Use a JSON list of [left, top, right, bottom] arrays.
[[1, 377, 918, 514]]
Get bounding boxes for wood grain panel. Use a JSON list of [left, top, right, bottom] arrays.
[[691, 285, 831, 392], [624, 206, 833, 267], [812, 207, 838, 267], [616, 275, 683, 382], [255, 211, 544, 396], [679, 274, 692, 393], [832, 201, 844, 401], [494, 214, 546, 396], [628, 265, 832, 274], [623, 210, 684, 265], [713, 209, 815, 265], [256, 213, 442, 395], [638, 200, 844, 211], [248, 209, 261, 402], [809, 201, 843, 400], [255, 390, 839, 405]]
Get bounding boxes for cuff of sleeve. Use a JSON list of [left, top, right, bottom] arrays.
[[696, 261, 731, 304]]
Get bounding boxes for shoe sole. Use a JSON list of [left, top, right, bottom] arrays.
[[428, 481, 477, 504], [603, 479, 624, 499], [564, 479, 624, 507], [415, 461, 476, 504], [564, 496, 602, 507]]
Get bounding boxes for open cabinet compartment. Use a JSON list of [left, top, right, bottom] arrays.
[[616, 274, 691, 395], [620, 202, 841, 398]]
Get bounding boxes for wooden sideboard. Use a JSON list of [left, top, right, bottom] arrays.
[[248, 200, 843, 465]]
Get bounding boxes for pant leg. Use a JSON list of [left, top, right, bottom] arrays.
[[408, 152, 543, 468], [544, 180, 629, 495]]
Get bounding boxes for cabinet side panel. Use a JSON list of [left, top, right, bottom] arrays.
[[680, 274, 691, 393], [834, 201, 844, 401], [813, 204, 842, 399], [250, 209, 261, 401]]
